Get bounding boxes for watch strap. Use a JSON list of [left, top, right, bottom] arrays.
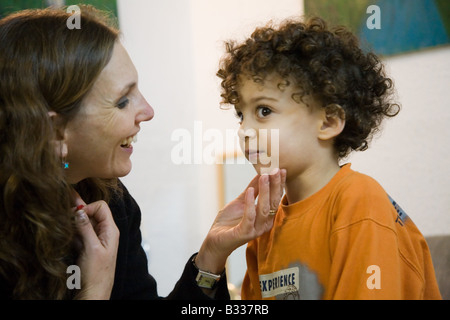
[[192, 254, 225, 289]]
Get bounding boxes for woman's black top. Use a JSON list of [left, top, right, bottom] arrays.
[[108, 181, 229, 300]]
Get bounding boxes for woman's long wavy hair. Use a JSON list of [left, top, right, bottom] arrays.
[[0, 5, 119, 299]]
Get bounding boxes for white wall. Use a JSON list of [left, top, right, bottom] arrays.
[[117, 0, 200, 297], [117, 0, 303, 297]]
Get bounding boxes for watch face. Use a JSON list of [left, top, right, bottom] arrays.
[[196, 271, 220, 289]]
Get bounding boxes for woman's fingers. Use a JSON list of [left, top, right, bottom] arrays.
[[269, 168, 282, 210], [257, 174, 270, 213], [84, 201, 119, 248], [72, 199, 119, 300], [72, 189, 86, 208], [237, 187, 257, 238], [254, 174, 270, 232], [75, 206, 100, 248], [72, 195, 119, 259], [257, 169, 283, 214], [253, 169, 285, 233], [198, 169, 287, 274]]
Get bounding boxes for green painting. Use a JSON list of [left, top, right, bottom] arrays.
[[305, 0, 373, 33], [304, 0, 450, 56], [0, 0, 118, 20]]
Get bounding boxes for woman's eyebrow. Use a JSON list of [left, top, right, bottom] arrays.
[[120, 82, 137, 95], [114, 82, 136, 101]]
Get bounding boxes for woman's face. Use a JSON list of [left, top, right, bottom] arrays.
[[64, 42, 154, 183]]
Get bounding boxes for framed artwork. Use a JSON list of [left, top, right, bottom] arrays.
[[0, 0, 118, 20], [304, 0, 450, 56]]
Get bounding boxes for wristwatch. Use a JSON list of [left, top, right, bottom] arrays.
[[192, 254, 224, 289]]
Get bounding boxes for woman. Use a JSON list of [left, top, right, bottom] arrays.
[[0, 6, 285, 299]]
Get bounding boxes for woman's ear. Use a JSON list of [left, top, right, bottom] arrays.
[[317, 104, 346, 141], [47, 111, 66, 141], [48, 111, 68, 159]]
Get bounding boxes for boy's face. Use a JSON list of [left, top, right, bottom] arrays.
[[234, 73, 325, 177]]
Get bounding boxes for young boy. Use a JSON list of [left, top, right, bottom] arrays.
[[216, 17, 441, 299]]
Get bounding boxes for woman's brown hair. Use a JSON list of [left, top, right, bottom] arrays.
[[0, 5, 119, 299]]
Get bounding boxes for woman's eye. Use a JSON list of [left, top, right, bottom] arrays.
[[116, 97, 130, 109], [256, 106, 272, 118]]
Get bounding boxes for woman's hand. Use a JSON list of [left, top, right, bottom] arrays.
[[196, 168, 286, 274], [72, 193, 120, 300]]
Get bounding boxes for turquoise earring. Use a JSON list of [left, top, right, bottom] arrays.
[[61, 142, 69, 169], [63, 160, 69, 170]]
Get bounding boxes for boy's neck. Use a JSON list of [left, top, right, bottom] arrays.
[[285, 159, 341, 205]]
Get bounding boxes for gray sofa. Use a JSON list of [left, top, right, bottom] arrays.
[[426, 235, 450, 300]]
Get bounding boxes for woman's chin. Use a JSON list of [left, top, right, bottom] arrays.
[[105, 161, 133, 179], [116, 163, 132, 178]]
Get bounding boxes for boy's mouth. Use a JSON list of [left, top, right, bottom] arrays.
[[245, 149, 266, 162], [245, 149, 261, 157]]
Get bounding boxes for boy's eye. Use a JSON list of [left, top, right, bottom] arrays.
[[116, 97, 130, 109], [256, 106, 272, 118], [234, 110, 243, 123]]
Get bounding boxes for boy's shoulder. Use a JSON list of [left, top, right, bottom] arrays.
[[333, 164, 387, 198], [330, 164, 397, 226]]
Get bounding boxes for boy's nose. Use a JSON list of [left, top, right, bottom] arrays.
[[238, 128, 257, 140]]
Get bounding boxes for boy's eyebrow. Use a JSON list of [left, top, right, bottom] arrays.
[[250, 96, 279, 103]]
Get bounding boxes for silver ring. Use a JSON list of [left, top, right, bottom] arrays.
[[269, 209, 277, 216]]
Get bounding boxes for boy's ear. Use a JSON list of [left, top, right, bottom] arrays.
[[317, 104, 346, 141]]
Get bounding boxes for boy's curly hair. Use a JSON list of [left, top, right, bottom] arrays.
[[217, 16, 400, 158]]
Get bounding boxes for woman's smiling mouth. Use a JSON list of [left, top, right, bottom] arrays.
[[120, 134, 137, 148]]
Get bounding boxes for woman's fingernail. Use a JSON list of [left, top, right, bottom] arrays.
[[76, 205, 85, 211], [75, 209, 88, 224], [270, 168, 279, 175]]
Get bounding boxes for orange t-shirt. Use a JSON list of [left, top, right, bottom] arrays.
[[242, 164, 441, 300]]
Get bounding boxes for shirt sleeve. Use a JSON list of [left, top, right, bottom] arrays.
[[328, 219, 417, 299], [166, 253, 230, 300], [327, 183, 426, 299]]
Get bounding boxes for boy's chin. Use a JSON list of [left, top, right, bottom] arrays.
[[252, 163, 278, 175]]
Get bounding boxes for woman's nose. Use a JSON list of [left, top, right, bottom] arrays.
[[136, 94, 154, 123]]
